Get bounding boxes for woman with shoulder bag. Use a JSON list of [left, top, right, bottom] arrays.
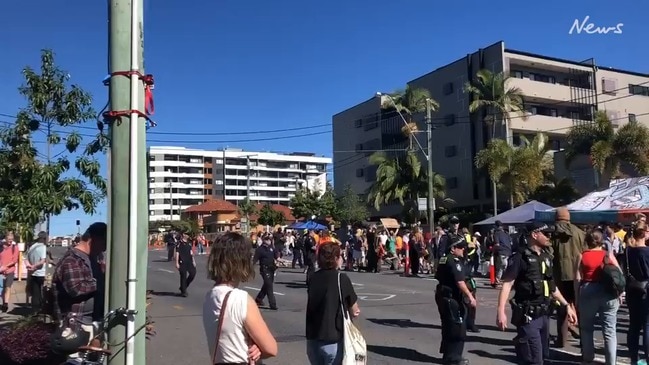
[[306, 243, 362, 365], [203, 232, 277, 365], [625, 221, 649, 365]]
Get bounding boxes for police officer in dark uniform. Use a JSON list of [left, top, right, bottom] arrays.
[[463, 254, 480, 333], [303, 230, 317, 284], [496, 222, 577, 365], [435, 237, 476, 365], [253, 233, 279, 310]]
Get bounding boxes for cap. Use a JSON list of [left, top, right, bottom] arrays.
[[449, 216, 460, 224], [525, 221, 554, 235], [474, 232, 481, 237], [449, 237, 467, 249]]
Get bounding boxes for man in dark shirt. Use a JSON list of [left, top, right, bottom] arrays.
[[292, 232, 304, 269], [493, 220, 513, 284], [166, 231, 178, 262], [175, 232, 196, 297], [253, 234, 279, 310]]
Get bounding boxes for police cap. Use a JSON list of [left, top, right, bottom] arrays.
[[449, 237, 467, 250], [525, 221, 555, 235], [449, 216, 460, 224]]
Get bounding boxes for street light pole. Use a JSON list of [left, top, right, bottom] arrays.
[[426, 99, 435, 231]]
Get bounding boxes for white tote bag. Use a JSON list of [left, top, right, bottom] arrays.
[[338, 273, 367, 365]]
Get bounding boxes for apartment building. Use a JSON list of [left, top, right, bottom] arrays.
[[148, 146, 331, 221], [333, 40, 649, 212]]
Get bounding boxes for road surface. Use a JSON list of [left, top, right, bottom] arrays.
[[143, 250, 632, 365]]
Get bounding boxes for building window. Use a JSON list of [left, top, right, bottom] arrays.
[[443, 82, 454, 95], [355, 143, 364, 151], [602, 78, 618, 95], [354, 119, 363, 128], [215, 180, 224, 185], [447, 177, 458, 189], [444, 114, 456, 126], [356, 168, 364, 177], [364, 120, 378, 131], [629, 84, 649, 96], [444, 146, 457, 157], [512, 70, 523, 79], [629, 113, 637, 123], [216, 159, 224, 164], [550, 109, 558, 117]]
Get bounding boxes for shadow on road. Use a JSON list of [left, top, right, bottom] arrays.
[[149, 290, 180, 297], [367, 344, 443, 363], [7, 305, 32, 317], [275, 281, 308, 289], [366, 318, 437, 329], [152, 259, 171, 263]]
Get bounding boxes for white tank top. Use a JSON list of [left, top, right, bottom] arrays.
[[202, 286, 250, 363]]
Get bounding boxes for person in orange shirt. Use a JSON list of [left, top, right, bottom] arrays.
[[0, 231, 19, 312], [395, 233, 403, 269]]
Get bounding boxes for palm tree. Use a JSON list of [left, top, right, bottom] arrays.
[[464, 69, 527, 214], [565, 110, 649, 188], [530, 177, 581, 207], [463, 69, 527, 139], [383, 86, 439, 150], [475, 133, 552, 208], [367, 150, 451, 223]]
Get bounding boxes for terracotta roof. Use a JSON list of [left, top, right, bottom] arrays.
[[248, 203, 295, 222], [184, 199, 238, 213]]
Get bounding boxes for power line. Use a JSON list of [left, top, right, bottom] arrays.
[[0, 112, 330, 136], [1, 79, 646, 142]]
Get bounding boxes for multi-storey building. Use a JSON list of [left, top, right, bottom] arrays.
[[148, 146, 331, 221], [333, 40, 649, 213]]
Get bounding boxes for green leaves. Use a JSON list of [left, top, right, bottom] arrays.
[[0, 49, 107, 231], [289, 183, 337, 221], [333, 185, 368, 225], [565, 111, 649, 187], [257, 203, 285, 226]]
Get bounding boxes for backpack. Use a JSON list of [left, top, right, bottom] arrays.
[[601, 254, 626, 296]]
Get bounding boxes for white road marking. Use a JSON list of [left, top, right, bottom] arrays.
[[157, 268, 174, 274], [356, 293, 396, 301], [159, 256, 168, 260], [423, 278, 437, 281], [352, 282, 364, 286], [243, 286, 285, 296]]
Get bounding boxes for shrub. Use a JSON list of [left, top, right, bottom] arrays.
[[0, 317, 67, 365]]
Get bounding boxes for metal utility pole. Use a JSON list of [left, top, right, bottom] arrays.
[[425, 99, 435, 232], [46, 124, 51, 238], [168, 181, 173, 220], [107, 0, 148, 364]]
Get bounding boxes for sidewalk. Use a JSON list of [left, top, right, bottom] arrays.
[[0, 280, 28, 326]]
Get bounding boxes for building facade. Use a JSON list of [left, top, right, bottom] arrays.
[[333, 40, 649, 213], [148, 146, 331, 221]]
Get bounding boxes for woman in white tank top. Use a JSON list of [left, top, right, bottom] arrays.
[[202, 232, 278, 365]]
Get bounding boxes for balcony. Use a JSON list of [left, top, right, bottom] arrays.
[[510, 113, 586, 135], [509, 77, 592, 104]]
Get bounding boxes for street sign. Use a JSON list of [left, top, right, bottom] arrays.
[[418, 197, 427, 211]]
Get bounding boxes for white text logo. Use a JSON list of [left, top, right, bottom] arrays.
[[569, 16, 623, 35]]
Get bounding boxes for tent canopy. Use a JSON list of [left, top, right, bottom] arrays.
[[475, 200, 553, 226], [535, 177, 649, 223], [289, 220, 328, 230]]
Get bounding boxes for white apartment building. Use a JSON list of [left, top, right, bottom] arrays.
[[333, 40, 649, 213], [148, 146, 331, 221]]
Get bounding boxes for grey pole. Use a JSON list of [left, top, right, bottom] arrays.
[[426, 99, 435, 232]]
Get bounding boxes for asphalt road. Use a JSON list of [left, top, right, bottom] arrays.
[[142, 249, 634, 365]]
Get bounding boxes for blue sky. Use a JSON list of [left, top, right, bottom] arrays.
[[0, 0, 647, 236]]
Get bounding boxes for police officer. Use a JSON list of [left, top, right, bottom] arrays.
[[435, 237, 476, 365], [463, 252, 480, 333], [303, 230, 317, 284], [496, 222, 577, 365], [253, 233, 279, 310]]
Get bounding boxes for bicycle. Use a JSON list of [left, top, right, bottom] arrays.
[[62, 307, 138, 365]]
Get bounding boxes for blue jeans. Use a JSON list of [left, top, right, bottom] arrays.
[[306, 339, 343, 365], [578, 282, 619, 364], [514, 315, 549, 365]]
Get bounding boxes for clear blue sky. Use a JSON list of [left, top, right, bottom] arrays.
[[0, 0, 647, 236]]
